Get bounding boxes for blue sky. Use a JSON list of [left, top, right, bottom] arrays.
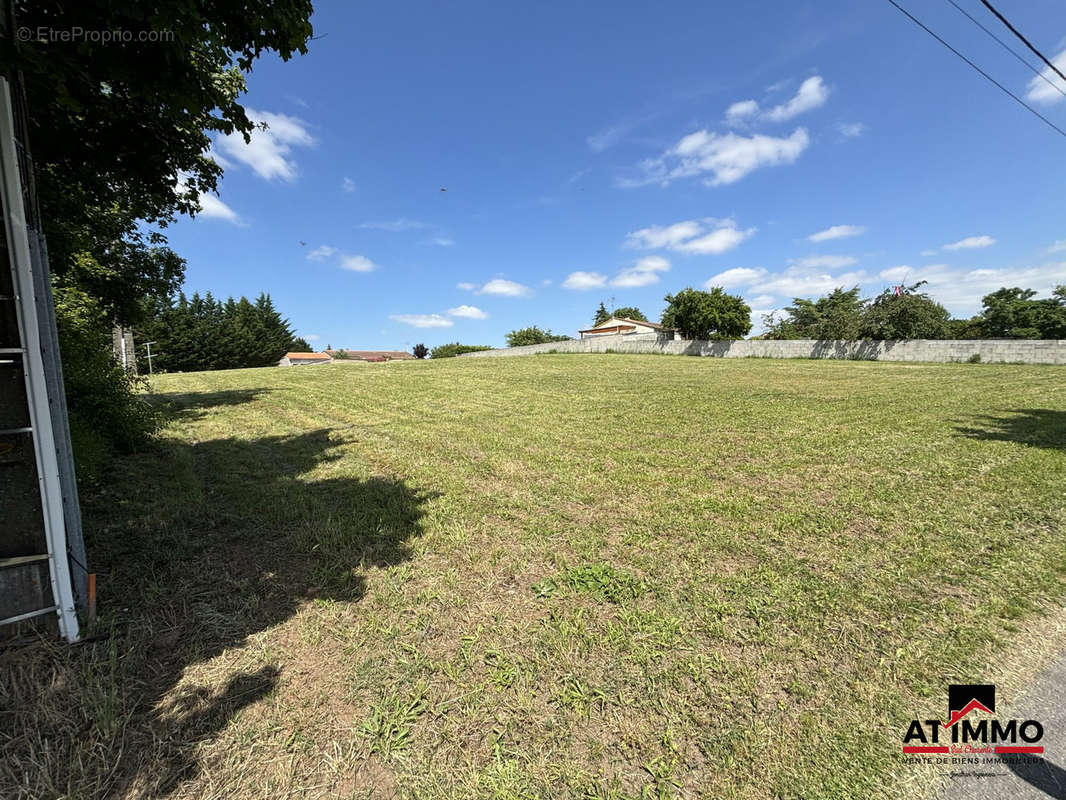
[[163, 0, 1066, 349]]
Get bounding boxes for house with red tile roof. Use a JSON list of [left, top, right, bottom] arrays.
[[278, 351, 333, 366]]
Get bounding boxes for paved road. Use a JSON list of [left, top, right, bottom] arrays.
[[940, 651, 1066, 800]]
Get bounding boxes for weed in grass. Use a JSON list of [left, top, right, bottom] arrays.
[[360, 689, 427, 756], [534, 562, 645, 604]]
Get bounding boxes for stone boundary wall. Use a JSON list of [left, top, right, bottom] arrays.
[[458, 333, 1066, 365]]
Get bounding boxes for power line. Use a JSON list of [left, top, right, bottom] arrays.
[[978, 0, 1066, 86], [883, 0, 1066, 140], [945, 0, 1066, 100]]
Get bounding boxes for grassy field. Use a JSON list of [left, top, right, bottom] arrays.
[[3, 355, 1065, 799]]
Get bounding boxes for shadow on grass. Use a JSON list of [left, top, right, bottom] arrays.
[[955, 409, 1066, 451], [150, 387, 269, 421], [0, 388, 436, 799]]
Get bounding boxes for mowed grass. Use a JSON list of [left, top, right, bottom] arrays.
[[2, 355, 1065, 799]]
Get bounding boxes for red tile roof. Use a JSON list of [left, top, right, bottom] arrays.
[[285, 352, 331, 360]]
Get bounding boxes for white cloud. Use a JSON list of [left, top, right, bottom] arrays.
[[943, 235, 995, 251], [747, 294, 777, 307], [763, 76, 830, 122], [196, 193, 241, 224], [808, 224, 865, 242], [724, 76, 829, 126], [836, 122, 866, 138], [704, 267, 769, 289], [878, 265, 914, 282], [447, 304, 489, 319], [341, 255, 376, 272], [920, 249, 938, 257], [456, 282, 476, 290], [431, 237, 455, 247], [562, 271, 608, 290], [749, 265, 870, 297], [306, 245, 337, 261], [305, 334, 321, 341], [625, 218, 755, 255], [1047, 240, 1066, 254], [725, 99, 760, 124], [389, 314, 454, 328], [789, 255, 858, 268], [627, 128, 810, 187], [360, 218, 429, 232], [611, 256, 670, 288], [214, 109, 313, 181], [342, 177, 356, 192], [477, 279, 532, 297], [1025, 49, 1066, 104]]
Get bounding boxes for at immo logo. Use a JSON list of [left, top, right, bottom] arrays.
[[902, 684, 1044, 755]]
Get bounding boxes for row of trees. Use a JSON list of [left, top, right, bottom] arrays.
[[138, 292, 303, 372], [762, 283, 1066, 341]]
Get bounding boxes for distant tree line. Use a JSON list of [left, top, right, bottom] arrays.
[[139, 292, 304, 372], [506, 326, 572, 347], [762, 283, 1066, 340]]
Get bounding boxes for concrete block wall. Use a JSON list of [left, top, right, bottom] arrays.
[[458, 334, 1066, 365]]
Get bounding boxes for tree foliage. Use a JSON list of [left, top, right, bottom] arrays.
[[593, 302, 610, 326], [505, 327, 571, 347], [763, 287, 865, 340], [412, 343, 429, 359], [289, 337, 313, 352], [430, 342, 495, 358], [859, 281, 951, 340], [980, 286, 1066, 339], [139, 292, 298, 372], [661, 288, 752, 340], [612, 306, 648, 322]]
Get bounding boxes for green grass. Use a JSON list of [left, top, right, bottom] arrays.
[[2, 355, 1065, 799]]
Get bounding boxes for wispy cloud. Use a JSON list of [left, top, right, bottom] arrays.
[[1046, 240, 1066, 254], [389, 314, 453, 328], [214, 109, 314, 181], [341, 255, 376, 272], [469, 279, 533, 297], [725, 76, 830, 125], [342, 177, 356, 192], [789, 255, 858, 268], [623, 128, 810, 187], [808, 224, 865, 242], [943, 235, 995, 251], [836, 122, 866, 138], [430, 237, 455, 247], [562, 271, 608, 290], [306, 245, 338, 261], [456, 282, 476, 290], [1025, 49, 1066, 104], [360, 218, 430, 232], [625, 218, 755, 254], [447, 304, 489, 319]]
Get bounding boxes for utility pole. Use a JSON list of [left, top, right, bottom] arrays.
[[142, 341, 156, 375]]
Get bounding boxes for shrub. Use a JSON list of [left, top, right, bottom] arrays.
[[430, 342, 494, 359], [412, 343, 429, 359], [505, 326, 571, 347], [54, 286, 160, 482]]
